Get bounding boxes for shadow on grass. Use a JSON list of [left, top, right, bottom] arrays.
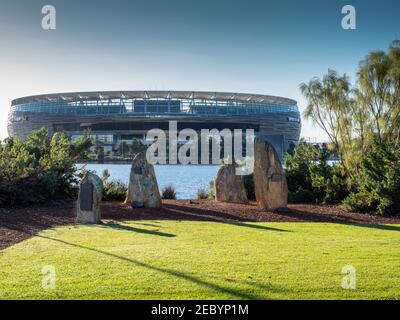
[[133, 222, 162, 228], [222, 221, 291, 232], [38, 235, 281, 300], [163, 204, 290, 233], [275, 208, 400, 232], [345, 223, 400, 232], [101, 223, 176, 238]]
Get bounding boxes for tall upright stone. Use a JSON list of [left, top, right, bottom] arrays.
[[77, 172, 103, 224], [125, 152, 162, 208], [214, 163, 248, 204], [253, 137, 288, 210]]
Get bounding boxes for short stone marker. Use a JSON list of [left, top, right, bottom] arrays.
[[125, 152, 162, 208], [77, 172, 103, 224], [253, 137, 288, 210], [214, 162, 248, 204]]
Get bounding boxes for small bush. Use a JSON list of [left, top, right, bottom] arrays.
[[0, 128, 92, 207], [342, 191, 378, 214], [161, 185, 177, 200], [285, 141, 349, 204], [342, 139, 400, 216], [103, 180, 128, 201], [197, 188, 209, 200], [101, 169, 127, 201]]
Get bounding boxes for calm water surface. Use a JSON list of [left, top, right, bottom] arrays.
[[78, 164, 219, 199]]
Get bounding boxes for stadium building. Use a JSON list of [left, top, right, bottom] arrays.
[[8, 91, 301, 160]]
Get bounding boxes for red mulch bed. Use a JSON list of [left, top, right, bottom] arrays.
[[1, 200, 399, 250]]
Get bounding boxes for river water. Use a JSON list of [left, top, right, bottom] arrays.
[[78, 164, 219, 200]]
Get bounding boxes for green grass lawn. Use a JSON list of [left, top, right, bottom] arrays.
[[0, 220, 399, 300]]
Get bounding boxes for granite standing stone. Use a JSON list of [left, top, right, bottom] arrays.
[[125, 152, 162, 208], [214, 163, 248, 204], [253, 137, 288, 210], [77, 172, 103, 224]]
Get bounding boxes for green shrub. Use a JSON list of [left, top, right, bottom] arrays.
[[342, 139, 400, 215], [101, 169, 127, 201], [161, 185, 177, 200], [0, 128, 92, 207], [285, 141, 316, 194], [197, 188, 209, 200], [102, 180, 127, 201], [285, 141, 349, 204], [342, 191, 379, 213]]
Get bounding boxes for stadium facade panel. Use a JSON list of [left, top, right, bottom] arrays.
[[8, 91, 301, 160]]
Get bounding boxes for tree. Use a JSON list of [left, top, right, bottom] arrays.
[[387, 41, 400, 144], [357, 51, 391, 142], [300, 69, 353, 174], [357, 40, 400, 144]]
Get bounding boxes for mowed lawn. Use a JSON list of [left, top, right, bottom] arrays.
[[0, 220, 399, 300]]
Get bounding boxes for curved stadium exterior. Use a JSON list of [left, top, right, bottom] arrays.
[[8, 91, 301, 160]]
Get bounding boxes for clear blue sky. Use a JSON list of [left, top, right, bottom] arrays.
[[0, 0, 399, 140]]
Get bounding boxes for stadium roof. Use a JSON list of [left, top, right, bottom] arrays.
[[12, 91, 297, 106]]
